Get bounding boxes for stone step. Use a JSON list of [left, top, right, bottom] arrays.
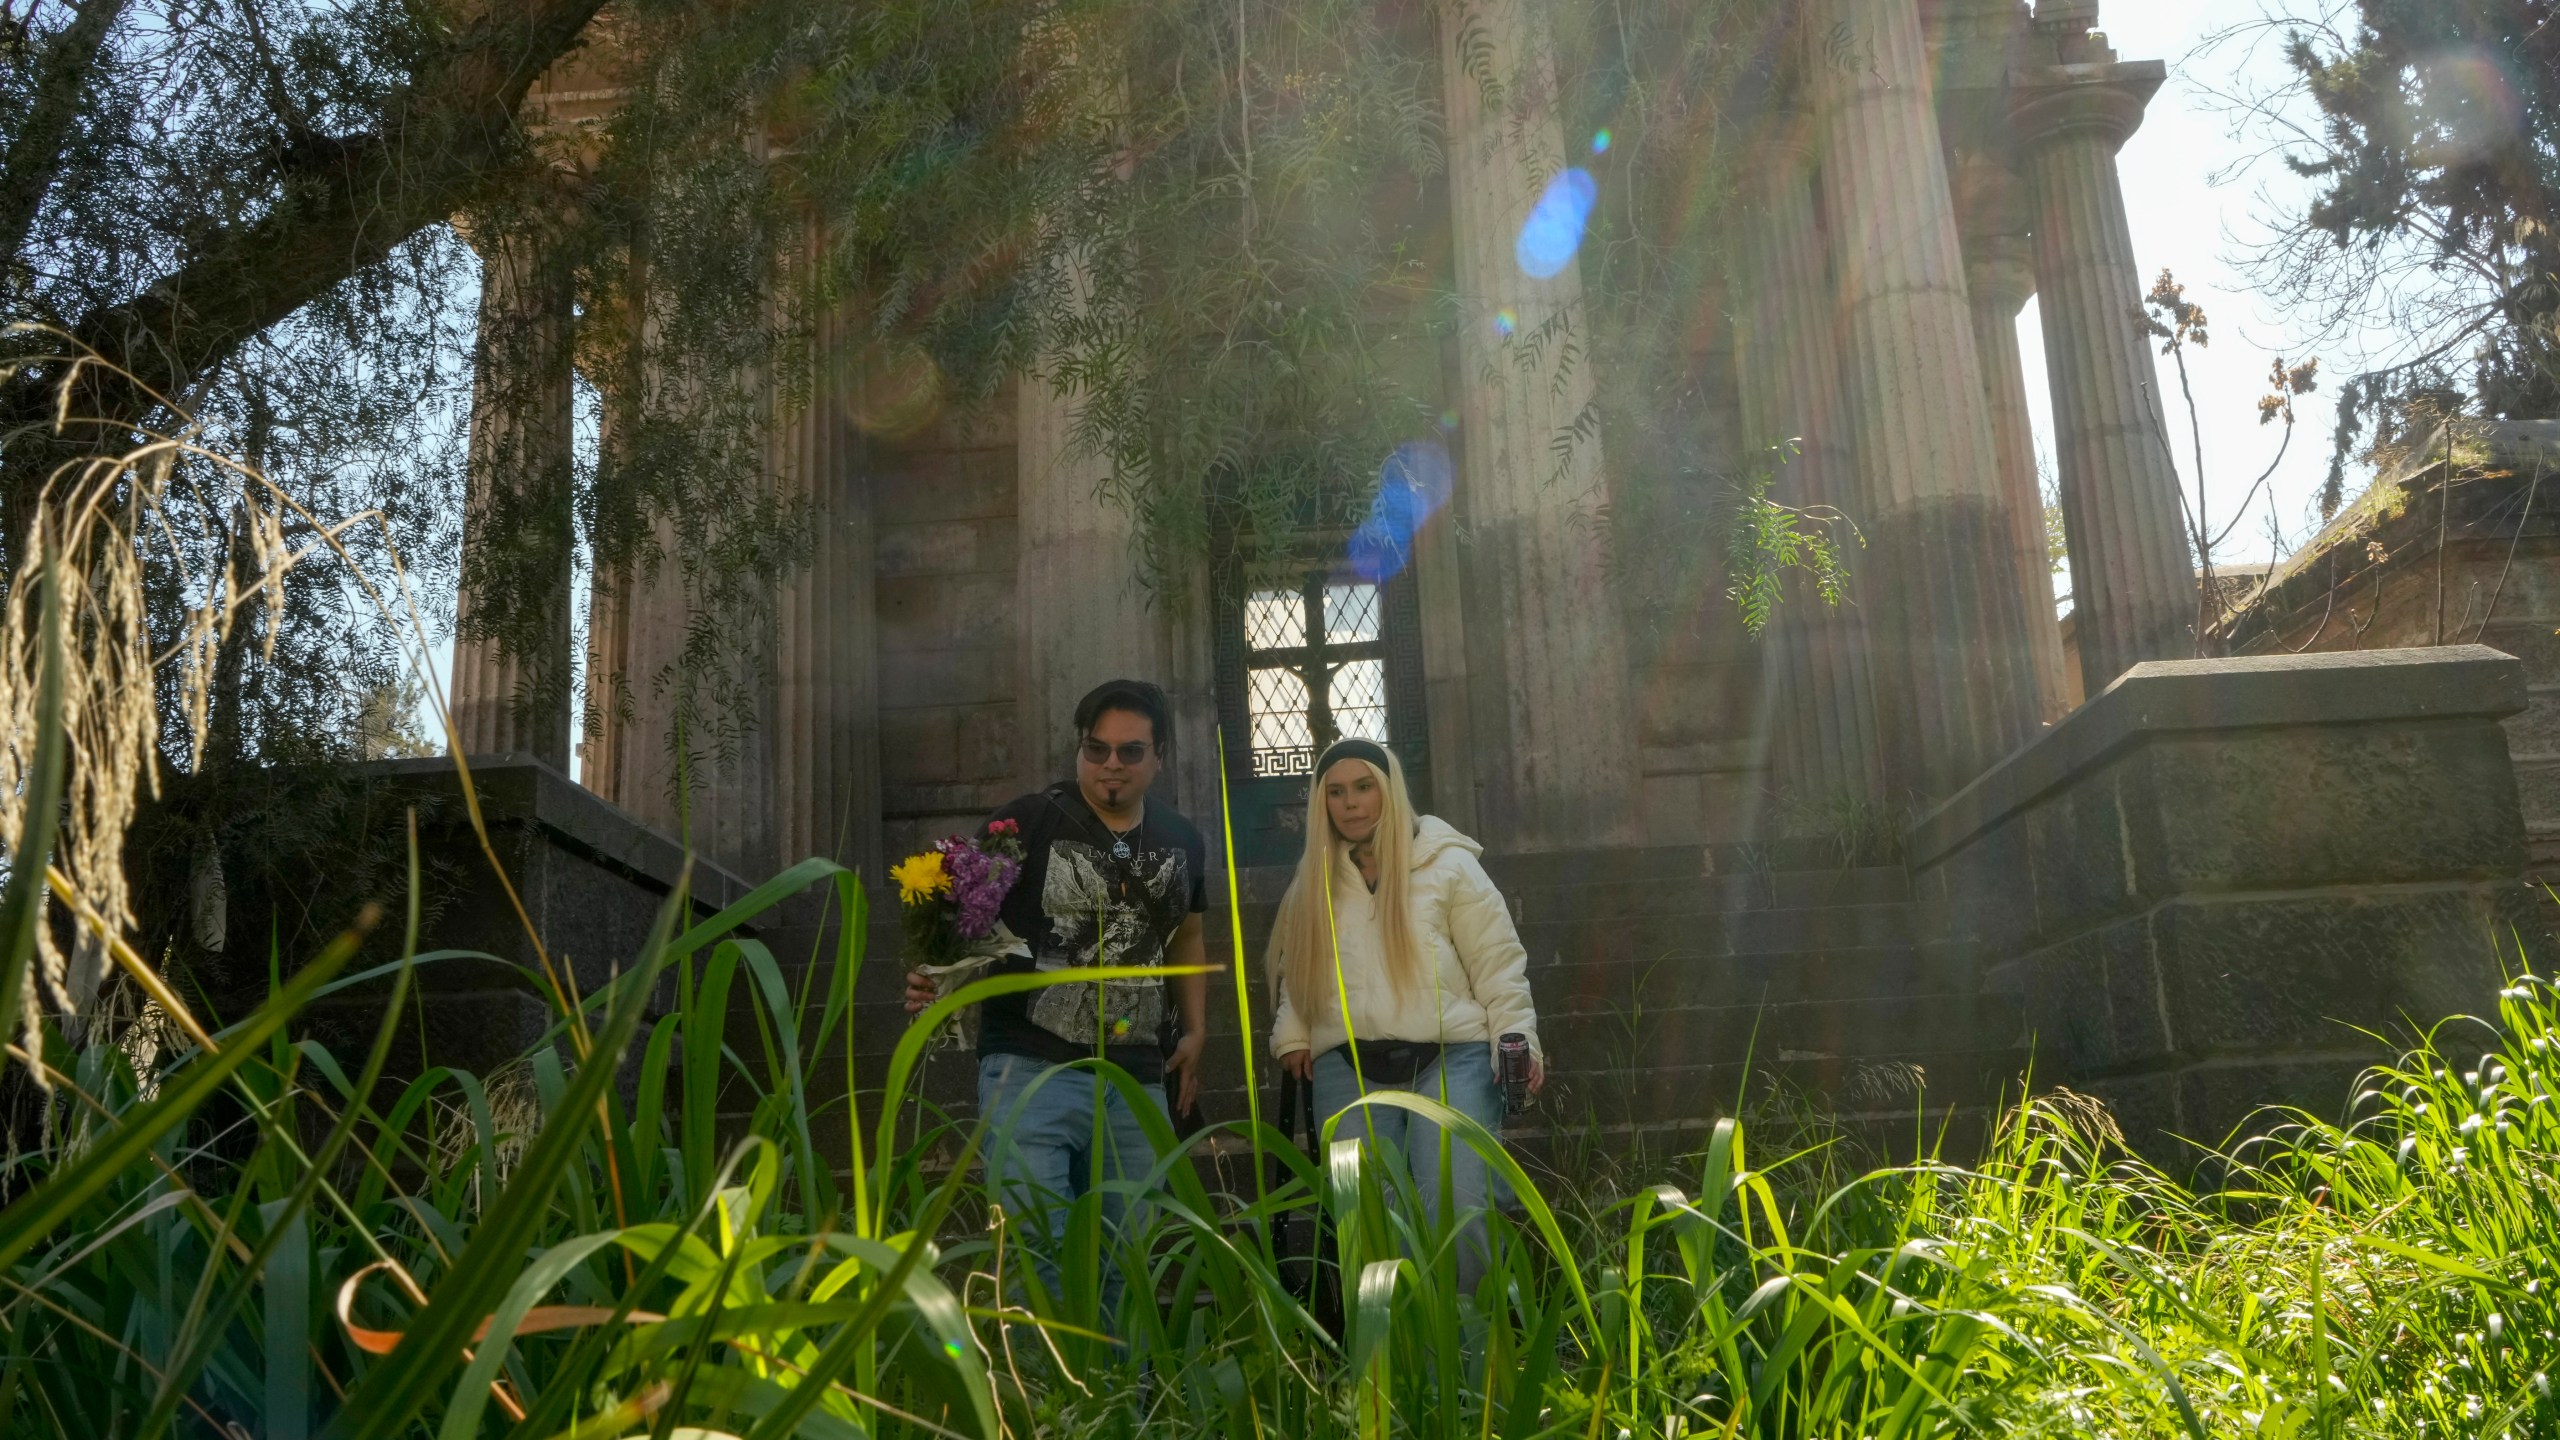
[[1477, 846, 1715, 890], [1503, 1097, 2009, 1173], [1537, 991, 2022, 1069], [1708, 866, 1913, 912], [1531, 1048, 2031, 1124], [1501, 866, 1908, 925], [1198, 896, 1925, 963], [1196, 860, 1910, 926], [1531, 945, 1960, 1014], [1512, 901, 1917, 965]]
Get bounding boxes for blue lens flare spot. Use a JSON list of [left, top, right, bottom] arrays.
[[1591, 129, 1612, 154], [945, 1339, 965, 1358], [1492, 308, 1518, 338], [1347, 440, 1457, 584], [1515, 167, 1597, 279]]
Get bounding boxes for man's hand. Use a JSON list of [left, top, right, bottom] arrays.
[[1528, 1055, 1547, 1096], [1166, 913, 1210, 1117], [903, 969, 936, 1015], [1280, 1049, 1314, 1082], [1165, 1028, 1207, 1114]]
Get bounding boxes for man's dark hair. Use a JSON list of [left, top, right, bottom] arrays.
[[1074, 678, 1173, 752]]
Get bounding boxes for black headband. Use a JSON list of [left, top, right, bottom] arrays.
[[1314, 738, 1393, 776]]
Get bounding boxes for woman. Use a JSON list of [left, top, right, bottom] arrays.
[[1270, 737, 1544, 1267]]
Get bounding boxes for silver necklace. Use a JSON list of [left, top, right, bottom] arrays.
[[1054, 791, 1143, 862]]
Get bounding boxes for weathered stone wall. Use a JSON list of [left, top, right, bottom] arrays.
[[1908, 646, 2546, 1157], [871, 392, 1024, 864]]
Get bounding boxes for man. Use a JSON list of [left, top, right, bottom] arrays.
[[903, 678, 1209, 1297]]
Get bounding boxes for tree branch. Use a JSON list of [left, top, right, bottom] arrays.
[[1, 0, 608, 465], [0, 0, 127, 272]]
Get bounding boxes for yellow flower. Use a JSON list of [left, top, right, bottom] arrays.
[[891, 850, 950, 905]]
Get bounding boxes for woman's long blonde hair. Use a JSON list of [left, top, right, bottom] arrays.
[[1270, 743, 1424, 1025]]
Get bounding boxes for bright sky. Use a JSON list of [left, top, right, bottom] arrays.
[[2018, 0, 2382, 593]]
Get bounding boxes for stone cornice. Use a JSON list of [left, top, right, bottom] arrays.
[[2008, 59, 2166, 153]]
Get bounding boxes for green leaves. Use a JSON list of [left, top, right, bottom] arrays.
[[1719, 440, 1862, 640]]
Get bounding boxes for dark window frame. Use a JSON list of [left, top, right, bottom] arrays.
[[1212, 541, 1432, 866], [1240, 569, 1393, 777]]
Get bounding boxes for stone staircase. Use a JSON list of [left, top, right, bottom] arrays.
[[1479, 845, 2025, 1163], [842, 842, 2030, 1167]]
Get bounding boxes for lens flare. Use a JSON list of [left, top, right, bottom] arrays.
[[1592, 129, 1612, 155], [1515, 167, 1597, 279], [1492, 308, 1518, 338], [2417, 47, 2522, 167], [1437, 408, 1460, 432], [841, 339, 946, 440], [1346, 440, 1456, 584]]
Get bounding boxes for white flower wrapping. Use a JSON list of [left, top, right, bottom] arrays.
[[915, 921, 1024, 1050]]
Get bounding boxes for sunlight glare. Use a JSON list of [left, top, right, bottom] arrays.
[[1515, 167, 1597, 279]]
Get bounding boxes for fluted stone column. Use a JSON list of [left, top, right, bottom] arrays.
[[1810, 0, 2043, 801], [580, 554, 630, 804], [1017, 368, 1170, 790], [1957, 156, 2072, 721], [603, 516, 778, 878], [1438, 0, 1642, 850], [1731, 117, 1886, 807], [453, 230, 575, 768], [2015, 55, 2193, 694], [775, 302, 883, 877], [599, 288, 779, 879]]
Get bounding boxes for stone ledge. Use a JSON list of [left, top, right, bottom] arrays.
[[1908, 646, 2527, 870], [365, 753, 758, 912]]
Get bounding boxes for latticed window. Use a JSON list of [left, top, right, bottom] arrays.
[[1241, 572, 1392, 776], [1214, 551, 1430, 864]]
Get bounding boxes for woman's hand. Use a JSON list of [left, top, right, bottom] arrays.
[[1528, 1055, 1546, 1096], [1280, 1049, 1314, 1082], [903, 969, 936, 1015]]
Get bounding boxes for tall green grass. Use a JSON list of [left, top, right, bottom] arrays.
[[0, 647, 2552, 1433], [4, 866, 2555, 1438]]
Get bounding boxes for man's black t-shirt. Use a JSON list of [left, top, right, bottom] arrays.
[[973, 783, 1207, 1084]]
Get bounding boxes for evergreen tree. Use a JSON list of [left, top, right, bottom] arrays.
[[2265, 0, 2560, 511]]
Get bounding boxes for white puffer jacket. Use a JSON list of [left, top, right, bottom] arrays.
[[1270, 816, 1542, 1068]]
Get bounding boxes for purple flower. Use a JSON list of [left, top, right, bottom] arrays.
[[937, 836, 1018, 941]]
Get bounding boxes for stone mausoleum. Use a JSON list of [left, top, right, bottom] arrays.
[[416, 0, 2549, 1161]]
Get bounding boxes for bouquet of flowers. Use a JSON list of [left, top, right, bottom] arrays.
[[891, 819, 1026, 1049]]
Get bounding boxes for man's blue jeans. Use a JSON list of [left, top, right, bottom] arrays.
[[1310, 1043, 1505, 1292], [977, 1052, 1167, 1310]]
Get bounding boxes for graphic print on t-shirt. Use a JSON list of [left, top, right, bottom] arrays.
[[1023, 838, 1187, 1048]]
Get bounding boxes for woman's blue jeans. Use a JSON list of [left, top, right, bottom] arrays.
[[1310, 1043, 1505, 1293]]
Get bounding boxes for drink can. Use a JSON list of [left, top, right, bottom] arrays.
[[1498, 1032, 1532, 1116]]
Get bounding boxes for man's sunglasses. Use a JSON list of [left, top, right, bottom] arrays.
[[1079, 738, 1156, 767]]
